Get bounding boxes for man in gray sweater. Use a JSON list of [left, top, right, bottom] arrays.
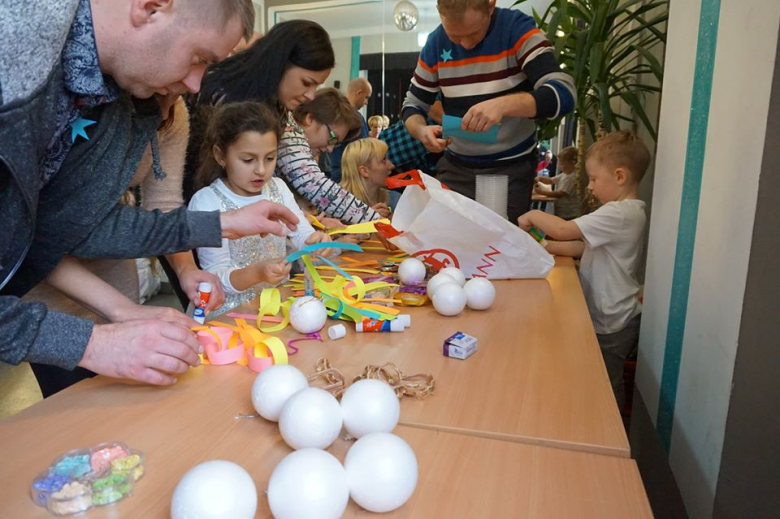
[[0, 0, 299, 393]]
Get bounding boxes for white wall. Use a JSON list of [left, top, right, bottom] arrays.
[[637, 1, 780, 518], [328, 36, 353, 91]]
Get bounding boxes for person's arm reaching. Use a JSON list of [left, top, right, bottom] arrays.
[[70, 201, 298, 259], [45, 256, 197, 325], [518, 209, 583, 241]]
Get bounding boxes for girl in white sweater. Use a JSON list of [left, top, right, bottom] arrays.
[[189, 102, 334, 314]]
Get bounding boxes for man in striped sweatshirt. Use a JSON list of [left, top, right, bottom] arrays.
[[403, 0, 575, 222]]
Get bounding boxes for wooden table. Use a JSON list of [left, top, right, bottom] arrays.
[[0, 367, 651, 518], [532, 194, 557, 203], [222, 256, 630, 458]]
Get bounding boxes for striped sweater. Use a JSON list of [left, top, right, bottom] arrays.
[[403, 7, 575, 165]]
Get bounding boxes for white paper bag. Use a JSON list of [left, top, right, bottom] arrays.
[[382, 171, 554, 279]]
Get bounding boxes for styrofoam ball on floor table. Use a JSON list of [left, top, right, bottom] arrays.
[[440, 267, 466, 287], [345, 433, 418, 513], [279, 387, 342, 450], [251, 364, 309, 422], [398, 257, 426, 285], [464, 277, 496, 310], [289, 296, 327, 334], [341, 379, 400, 438], [171, 460, 257, 519], [432, 283, 467, 316], [268, 449, 349, 519], [426, 272, 459, 297]]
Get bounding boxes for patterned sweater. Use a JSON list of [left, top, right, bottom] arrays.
[[403, 7, 575, 165], [275, 112, 379, 224]]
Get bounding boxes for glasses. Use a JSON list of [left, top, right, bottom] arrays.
[[325, 124, 340, 146]]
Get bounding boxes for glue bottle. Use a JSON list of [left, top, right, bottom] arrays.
[[193, 282, 212, 324], [355, 319, 405, 333], [529, 226, 548, 247]]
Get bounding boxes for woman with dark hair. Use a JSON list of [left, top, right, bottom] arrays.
[[187, 20, 381, 224]]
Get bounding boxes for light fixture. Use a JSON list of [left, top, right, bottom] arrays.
[[556, 29, 565, 37], [394, 0, 419, 31]]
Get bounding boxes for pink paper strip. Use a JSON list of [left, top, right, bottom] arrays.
[[226, 312, 284, 323]]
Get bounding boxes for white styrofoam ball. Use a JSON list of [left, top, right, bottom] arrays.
[[251, 364, 308, 422], [426, 272, 458, 297], [397, 258, 426, 285], [341, 379, 400, 438], [345, 433, 418, 513], [171, 460, 257, 519], [463, 277, 496, 311], [440, 267, 466, 287], [431, 283, 467, 317], [268, 449, 349, 519], [278, 387, 342, 450], [289, 296, 328, 334]]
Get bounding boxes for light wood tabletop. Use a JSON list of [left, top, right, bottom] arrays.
[[0, 366, 651, 518], [221, 255, 629, 458]]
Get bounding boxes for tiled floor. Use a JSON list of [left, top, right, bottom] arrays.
[[0, 290, 184, 420]]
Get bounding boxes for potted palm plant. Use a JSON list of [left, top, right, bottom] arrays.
[[515, 0, 668, 209]]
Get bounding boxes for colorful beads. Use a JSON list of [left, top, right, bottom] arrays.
[[30, 442, 145, 516]]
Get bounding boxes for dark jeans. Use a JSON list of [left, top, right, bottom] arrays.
[[435, 152, 536, 223], [30, 363, 96, 398]]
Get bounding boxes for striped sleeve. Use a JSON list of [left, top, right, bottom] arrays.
[[275, 114, 379, 224], [513, 21, 576, 119], [402, 32, 442, 122]]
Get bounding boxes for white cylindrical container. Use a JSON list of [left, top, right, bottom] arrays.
[[475, 174, 509, 220], [328, 324, 347, 340]]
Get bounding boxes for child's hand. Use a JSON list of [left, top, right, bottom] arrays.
[[305, 232, 338, 257], [371, 203, 392, 219], [255, 259, 292, 285], [336, 233, 362, 245], [316, 213, 345, 230], [517, 212, 534, 231]]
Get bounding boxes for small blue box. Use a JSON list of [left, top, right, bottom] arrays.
[[443, 332, 478, 360]]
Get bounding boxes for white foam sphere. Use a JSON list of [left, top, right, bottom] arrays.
[[345, 433, 418, 513], [171, 460, 257, 519], [278, 387, 343, 450], [341, 379, 400, 438], [432, 283, 467, 316], [397, 257, 427, 285], [440, 267, 466, 287], [251, 364, 308, 422], [464, 277, 496, 311], [289, 296, 328, 334], [426, 272, 458, 297], [268, 449, 349, 519]]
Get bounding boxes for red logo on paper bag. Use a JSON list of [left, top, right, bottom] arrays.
[[411, 249, 460, 271], [473, 246, 502, 277]]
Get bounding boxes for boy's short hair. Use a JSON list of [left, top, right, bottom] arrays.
[[558, 146, 577, 163], [437, 0, 490, 19], [367, 115, 384, 127], [293, 88, 363, 141], [585, 130, 651, 183]]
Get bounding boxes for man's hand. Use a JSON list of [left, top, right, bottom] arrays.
[[462, 98, 504, 133], [254, 259, 292, 285], [220, 200, 299, 240], [415, 125, 452, 153], [78, 321, 203, 386], [177, 267, 225, 312]]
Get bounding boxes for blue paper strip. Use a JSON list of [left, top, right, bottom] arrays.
[[285, 242, 363, 263], [442, 114, 499, 144]]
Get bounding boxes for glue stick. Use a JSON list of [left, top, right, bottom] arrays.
[[355, 319, 405, 333], [529, 226, 547, 247], [193, 282, 212, 324], [304, 268, 315, 297]]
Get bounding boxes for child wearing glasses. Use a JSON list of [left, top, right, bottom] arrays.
[[276, 88, 385, 224], [188, 102, 337, 315]]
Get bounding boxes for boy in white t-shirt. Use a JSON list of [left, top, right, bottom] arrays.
[[518, 131, 650, 409], [534, 146, 581, 220]]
